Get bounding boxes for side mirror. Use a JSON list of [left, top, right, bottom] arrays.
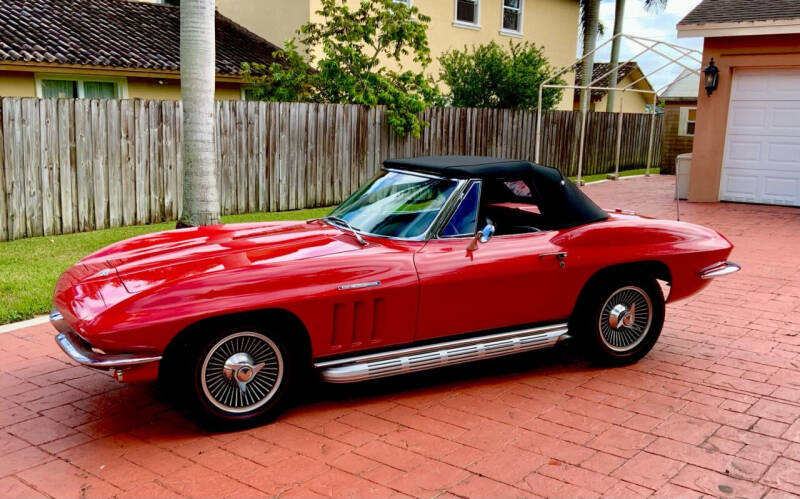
[[467, 223, 495, 251], [478, 223, 495, 243]]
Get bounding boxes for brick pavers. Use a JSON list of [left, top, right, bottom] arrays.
[[2, 175, 800, 498]]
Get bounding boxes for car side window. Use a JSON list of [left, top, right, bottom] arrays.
[[441, 182, 481, 237], [479, 178, 548, 235]]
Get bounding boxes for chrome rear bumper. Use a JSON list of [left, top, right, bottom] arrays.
[[699, 261, 741, 279], [51, 309, 161, 369]]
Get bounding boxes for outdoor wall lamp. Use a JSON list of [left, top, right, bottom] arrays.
[[703, 58, 719, 96]]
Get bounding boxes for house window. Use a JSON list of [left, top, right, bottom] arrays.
[[501, 0, 523, 34], [83, 82, 117, 99], [455, 0, 480, 27], [36, 75, 127, 99], [40, 80, 77, 99], [679, 107, 696, 136]]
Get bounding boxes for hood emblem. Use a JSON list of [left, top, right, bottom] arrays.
[[95, 268, 111, 277]]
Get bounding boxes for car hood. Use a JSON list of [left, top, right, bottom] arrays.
[[83, 221, 363, 293]]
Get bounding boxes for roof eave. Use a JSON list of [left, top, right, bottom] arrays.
[[677, 18, 800, 38]]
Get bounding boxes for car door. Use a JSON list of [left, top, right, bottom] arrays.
[[413, 181, 576, 341]]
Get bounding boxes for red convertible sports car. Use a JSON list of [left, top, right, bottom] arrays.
[[52, 156, 739, 426]]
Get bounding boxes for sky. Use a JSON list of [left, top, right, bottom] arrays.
[[587, 0, 705, 92]]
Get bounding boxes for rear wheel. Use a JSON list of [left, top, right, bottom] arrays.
[[576, 277, 664, 364]]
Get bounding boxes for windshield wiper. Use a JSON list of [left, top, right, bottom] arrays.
[[309, 216, 367, 246]]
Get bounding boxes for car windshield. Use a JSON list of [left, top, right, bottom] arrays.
[[328, 170, 458, 238]]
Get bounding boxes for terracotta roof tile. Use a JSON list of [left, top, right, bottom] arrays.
[[678, 0, 800, 26], [573, 62, 641, 101], [0, 0, 282, 75]]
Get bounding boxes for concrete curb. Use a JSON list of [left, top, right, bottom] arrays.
[[582, 174, 652, 186], [0, 315, 50, 334]]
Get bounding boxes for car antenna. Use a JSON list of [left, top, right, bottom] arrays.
[[674, 175, 680, 222]]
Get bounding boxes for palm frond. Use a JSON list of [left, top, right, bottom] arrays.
[[579, 0, 604, 39], [641, 0, 667, 13]]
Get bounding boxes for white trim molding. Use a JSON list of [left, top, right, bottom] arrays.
[[34, 73, 129, 99], [678, 106, 696, 137], [677, 18, 800, 38], [499, 28, 523, 37]]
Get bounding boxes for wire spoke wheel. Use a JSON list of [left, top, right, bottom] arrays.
[[598, 286, 653, 353], [200, 331, 284, 414]]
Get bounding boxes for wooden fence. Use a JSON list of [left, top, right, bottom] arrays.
[[0, 97, 662, 241]]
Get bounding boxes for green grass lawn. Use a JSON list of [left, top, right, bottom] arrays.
[[569, 167, 661, 184], [0, 206, 333, 325]]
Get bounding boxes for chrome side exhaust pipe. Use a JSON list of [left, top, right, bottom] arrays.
[[315, 323, 570, 383]]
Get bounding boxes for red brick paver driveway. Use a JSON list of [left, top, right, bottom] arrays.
[[2, 175, 800, 499]]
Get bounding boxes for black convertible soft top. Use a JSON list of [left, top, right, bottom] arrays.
[[383, 156, 608, 228]]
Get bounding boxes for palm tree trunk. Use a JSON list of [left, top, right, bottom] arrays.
[[178, 0, 220, 228], [606, 0, 626, 112], [579, 0, 601, 113]]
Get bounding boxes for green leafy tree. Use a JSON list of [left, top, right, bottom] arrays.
[[241, 40, 315, 103], [242, 0, 438, 137], [438, 41, 564, 111]]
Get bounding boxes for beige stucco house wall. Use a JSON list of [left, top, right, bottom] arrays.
[[216, 0, 310, 56], [573, 72, 653, 113], [216, 0, 580, 110], [0, 70, 36, 97], [593, 75, 653, 114], [571, 62, 654, 114]]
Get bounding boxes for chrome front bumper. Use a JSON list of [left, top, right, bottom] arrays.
[[699, 261, 741, 279], [51, 309, 161, 369]]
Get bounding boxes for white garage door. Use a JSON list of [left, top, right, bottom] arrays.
[[721, 68, 800, 206]]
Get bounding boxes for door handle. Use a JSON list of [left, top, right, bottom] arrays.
[[538, 252, 567, 259], [539, 252, 567, 268]]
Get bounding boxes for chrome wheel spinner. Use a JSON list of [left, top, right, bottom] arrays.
[[222, 353, 266, 396], [201, 332, 283, 414], [599, 286, 652, 352], [608, 303, 636, 329]]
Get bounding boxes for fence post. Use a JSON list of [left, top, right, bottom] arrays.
[[646, 93, 658, 177], [0, 100, 6, 241], [576, 107, 588, 186], [612, 93, 625, 180]]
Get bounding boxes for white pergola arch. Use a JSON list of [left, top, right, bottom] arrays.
[[535, 33, 703, 186]]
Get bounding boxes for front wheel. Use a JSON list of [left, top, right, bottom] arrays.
[[168, 325, 297, 429], [576, 278, 665, 364]]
